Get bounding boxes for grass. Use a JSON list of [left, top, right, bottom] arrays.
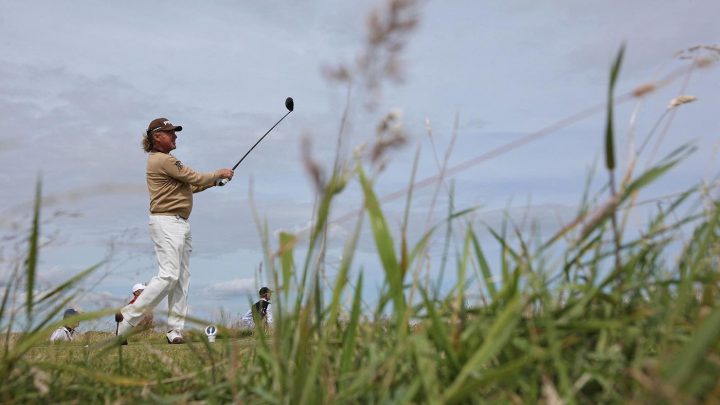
[[14, 333, 259, 402], [5, 139, 719, 403], [3, 3, 720, 403]]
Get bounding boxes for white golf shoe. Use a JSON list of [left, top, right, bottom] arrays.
[[166, 329, 185, 344]]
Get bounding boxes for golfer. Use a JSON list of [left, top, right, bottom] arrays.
[[50, 308, 80, 342], [117, 118, 233, 344], [241, 287, 273, 329]]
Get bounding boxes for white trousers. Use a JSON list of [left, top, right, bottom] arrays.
[[121, 215, 192, 332]]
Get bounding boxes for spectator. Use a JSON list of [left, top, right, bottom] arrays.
[[116, 283, 154, 333], [129, 283, 145, 304], [50, 308, 79, 342], [241, 287, 273, 329], [129, 283, 154, 329]]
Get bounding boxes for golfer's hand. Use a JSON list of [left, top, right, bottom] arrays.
[[215, 168, 234, 186], [216, 169, 234, 179]]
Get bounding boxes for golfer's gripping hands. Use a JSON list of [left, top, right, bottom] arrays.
[[215, 169, 233, 186]]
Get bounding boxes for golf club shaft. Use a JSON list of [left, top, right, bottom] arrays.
[[232, 110, 292, 170], [219, 109, 292, 185]]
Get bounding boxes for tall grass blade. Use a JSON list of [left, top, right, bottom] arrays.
[[434, 182, 455, 299], [470, 227, 497, 300], [443, 294, 523, 403], [35, 262, 103, 306], [357, 164, 403, 313], [278, 232, 296, 296], [328, 210, 364, 331], [25, 178, 42, 327], [419, 287, 460, 370], [411, 335, 440, 402], [623, 145, 694, 197], [664, 305, 720, 389], [604, 43, 625, 171], [339, 272, 363, 378]]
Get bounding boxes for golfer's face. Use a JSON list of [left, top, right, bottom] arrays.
[[134, 289, 143, 297], [154, 130, 177, 152]]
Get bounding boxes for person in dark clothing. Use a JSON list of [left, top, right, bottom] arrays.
[[241, 287, 273, 329]]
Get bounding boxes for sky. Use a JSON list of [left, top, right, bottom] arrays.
[[1, 0, 718, 330]]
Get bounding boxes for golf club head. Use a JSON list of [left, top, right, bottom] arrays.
[[285, 97, 294, 112]]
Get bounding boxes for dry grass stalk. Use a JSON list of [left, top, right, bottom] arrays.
[[577, 193, 622, 243], [30, 367, 50, 395], [371, 109, 408, 164], [667, 95, 697, 109], [301, 136, 326, 194], [675, 44, 720, 62], [542, 374, 565, 405], [323, 0, 419, 106], [361, 0, 419, 84], [632, 83, 656, 98]]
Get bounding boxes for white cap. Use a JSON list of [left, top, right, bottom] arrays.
[[132, 283, 146, 293]]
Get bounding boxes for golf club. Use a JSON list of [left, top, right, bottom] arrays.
[[114, 312, 123, 336], [218, 97, 294, 186]]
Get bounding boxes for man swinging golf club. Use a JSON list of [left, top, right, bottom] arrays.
[[116, 118, 234, 344]]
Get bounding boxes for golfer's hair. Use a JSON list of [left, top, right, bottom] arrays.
[[142, 131, 154, 153]]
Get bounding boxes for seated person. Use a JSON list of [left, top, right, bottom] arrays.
[[50, 308, 79, 342], [115, 283, 154, 330], [241, 287, 273, 329], [129, 283, 145, 304]]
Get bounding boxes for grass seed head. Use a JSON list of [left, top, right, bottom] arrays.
[[632, 83, 656, 98], [667, 95, 697, 109]]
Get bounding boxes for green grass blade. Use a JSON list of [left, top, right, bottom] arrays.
[[408, 226, 436, 266], [445, 355, 536, 400], [25, 178, 42, 327], [340, 272, 364, 378], [357, 164, 403, 313], [623, 145, 694, 197], [434, 182, 455, 299], [419, 287, 460, 370], [470, 227, 497, 300], [664, 305, 720, 388], [443, 294, 523, 403], [604, 43, 625, 171], [0, 266, 16, 329], [279, 232, 296, 295], [411, 335, 441, 402], [35, 262, 103, 306]]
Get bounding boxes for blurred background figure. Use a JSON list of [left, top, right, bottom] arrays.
[[129, 283, 154, 330], [129, 283, 146, 304], [50, 308, 79, 342], [115, 283, 154, 333], [241, 287, 273, 330]]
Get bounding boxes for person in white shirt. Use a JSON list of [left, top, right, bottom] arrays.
[[241, 287, 273, 329], [50, 308, 79, 342]]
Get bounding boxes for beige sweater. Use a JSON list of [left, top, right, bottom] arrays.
[[146, 152, 216, 219]]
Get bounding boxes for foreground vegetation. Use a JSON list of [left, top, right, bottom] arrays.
[[2, 10, 720, 405], [4, 129, 720, 404]]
